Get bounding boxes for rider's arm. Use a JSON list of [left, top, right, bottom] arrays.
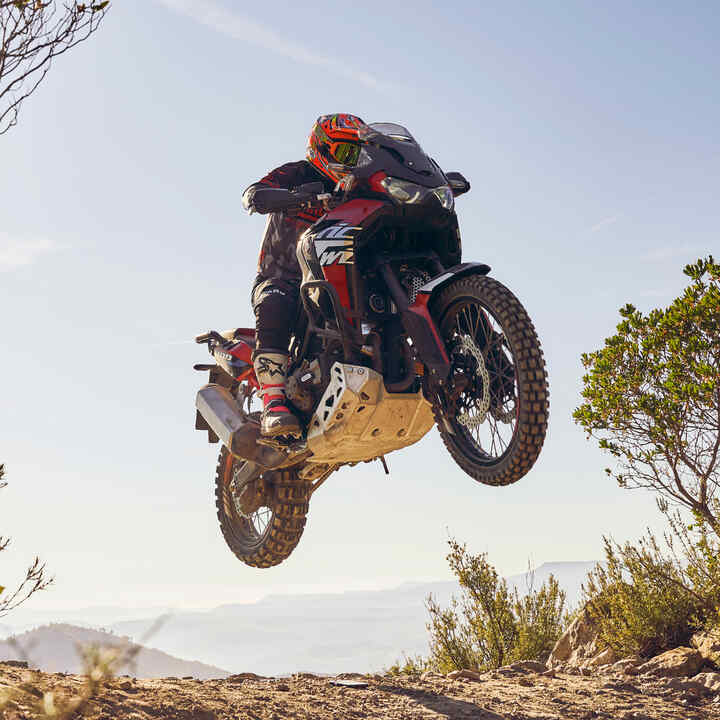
[[242, 162, 309, 214]]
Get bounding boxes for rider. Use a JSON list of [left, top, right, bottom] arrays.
[[242, 113, 367, 438]]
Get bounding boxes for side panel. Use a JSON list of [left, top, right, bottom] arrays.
[[301, 198, 388, 315]]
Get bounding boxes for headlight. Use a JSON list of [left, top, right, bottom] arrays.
[[432, 186, 454, 211], [379, 176, 454, 211], [380, 176, 425, 203]]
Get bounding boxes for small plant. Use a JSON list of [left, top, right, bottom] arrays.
[[412, 540, 572, 673], [1, 463, 53, 617], [386, 653, 430, 677], [584, 505, 720, 657], [0, 618, 165, 718]]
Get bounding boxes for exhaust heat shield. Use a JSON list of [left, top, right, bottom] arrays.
[[195, 384, 288, 469]]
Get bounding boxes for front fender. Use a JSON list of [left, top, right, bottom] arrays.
[[416, 262, 491, 298]]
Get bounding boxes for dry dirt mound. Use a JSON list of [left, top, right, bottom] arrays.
[[2, 662, 720, 719]]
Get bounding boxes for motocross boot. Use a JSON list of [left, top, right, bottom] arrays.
[[252, 350, 303, 439]]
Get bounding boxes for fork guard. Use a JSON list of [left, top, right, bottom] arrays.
[[195, 384, 289, 470], [402, 263, 492, 382]]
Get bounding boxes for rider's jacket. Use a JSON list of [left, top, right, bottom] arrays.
[[243, 161, 334, 282]]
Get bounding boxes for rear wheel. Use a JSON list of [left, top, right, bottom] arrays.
[[214, 447, 309, 568], [430, 274, 548, 486]]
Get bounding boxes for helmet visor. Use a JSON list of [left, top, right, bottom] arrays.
[[331, 142, 360, 166]]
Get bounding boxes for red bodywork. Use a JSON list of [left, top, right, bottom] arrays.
[[223, 197, 449, 387], [407, 293, 450, 364], [319, 198, 386, 316], [225, 328, 258, 386]]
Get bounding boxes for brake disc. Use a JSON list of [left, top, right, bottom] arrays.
[[455, 334, 491, 429]]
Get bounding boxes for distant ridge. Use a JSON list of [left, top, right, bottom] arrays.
[[0, 624, 229, 679], [0, 562, 598, 676]]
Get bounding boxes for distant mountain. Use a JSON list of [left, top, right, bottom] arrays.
[[0, 624, 229, 679], [110, 562, 596, 676], [0, 562, 597, 677], [506, 561, 596, 605], [1, 606, 175, 636]]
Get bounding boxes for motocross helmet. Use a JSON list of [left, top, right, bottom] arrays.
[[306, 113, 367, 183]]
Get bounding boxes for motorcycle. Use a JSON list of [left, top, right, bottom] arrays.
[[194, 122, 549, 568]]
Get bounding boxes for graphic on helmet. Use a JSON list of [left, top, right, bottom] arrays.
[[307, 114, 366, 183]]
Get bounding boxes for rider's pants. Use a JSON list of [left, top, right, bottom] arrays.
[[251, 276, 300, 353]]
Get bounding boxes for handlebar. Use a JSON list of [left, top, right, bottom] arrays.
[[250, 186, 334, 215], [195, 330, 226, 345]]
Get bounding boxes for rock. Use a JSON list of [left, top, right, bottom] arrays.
[[420, 671, 442, 681], [226, 672, 267, 681], [547, 607, 602, 669], [509, 661, 547, 673], [446, 669, 483, 682], [0, 660, 29, 669], [586, 647, 617, 668], [118, 679, 133, 691], [660, 677, 709, 696], [610, 657, 642, 676], [275, 683, 290, 691], [691, 630, 720, 665], [692, 671, 720, 692], [637, 647, 704, 678]]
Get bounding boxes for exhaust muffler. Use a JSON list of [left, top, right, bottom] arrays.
[[195, 384, 288, 469]]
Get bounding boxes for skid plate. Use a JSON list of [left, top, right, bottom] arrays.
[[306, 363, 435, 464]]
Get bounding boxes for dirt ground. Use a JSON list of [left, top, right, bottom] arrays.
[[2, 662, 720, 719]]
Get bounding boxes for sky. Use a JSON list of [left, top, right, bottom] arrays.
[[1, 0, 719, 612]]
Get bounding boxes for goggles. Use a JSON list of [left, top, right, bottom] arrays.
[[330, 142, 361, 166]]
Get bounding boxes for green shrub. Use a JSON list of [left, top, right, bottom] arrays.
[[584, 508, 720, 657], [420, 540, 571, 673], [386, 653, 430, 677]]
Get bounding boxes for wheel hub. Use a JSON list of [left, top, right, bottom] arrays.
[[232, 468, 270, 517]]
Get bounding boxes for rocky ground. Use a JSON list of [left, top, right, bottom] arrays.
[[2, 660, 720, 720]]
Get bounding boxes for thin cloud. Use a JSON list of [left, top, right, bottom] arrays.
[[589, 215, 618, 233], [158, 0, 385, 90], [643, 244, 705, 262], [0, 235, 60, 272]]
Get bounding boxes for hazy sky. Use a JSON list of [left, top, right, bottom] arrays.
[[1, 0, 718, 611]]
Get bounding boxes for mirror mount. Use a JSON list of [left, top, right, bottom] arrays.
[[446, 172, 471, 197]]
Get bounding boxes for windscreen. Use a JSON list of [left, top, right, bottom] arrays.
[[368, 123, 415, 142]]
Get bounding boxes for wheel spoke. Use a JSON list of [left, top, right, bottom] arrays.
[[443, 298, 519, 463]]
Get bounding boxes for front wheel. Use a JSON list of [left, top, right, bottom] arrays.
[[430, 274, 549, 486], [215, 447, 309, 568]]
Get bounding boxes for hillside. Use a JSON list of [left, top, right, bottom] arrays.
[[1, 659, 715, 720], [0, 624, 229, 679], [107, 562, 596, 675]]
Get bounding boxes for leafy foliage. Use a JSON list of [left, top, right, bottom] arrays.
[[386, 653, 430, 677], [584, 507, 720, 657], [574, 256, 720, 535], [422, 540, 571, 673]]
